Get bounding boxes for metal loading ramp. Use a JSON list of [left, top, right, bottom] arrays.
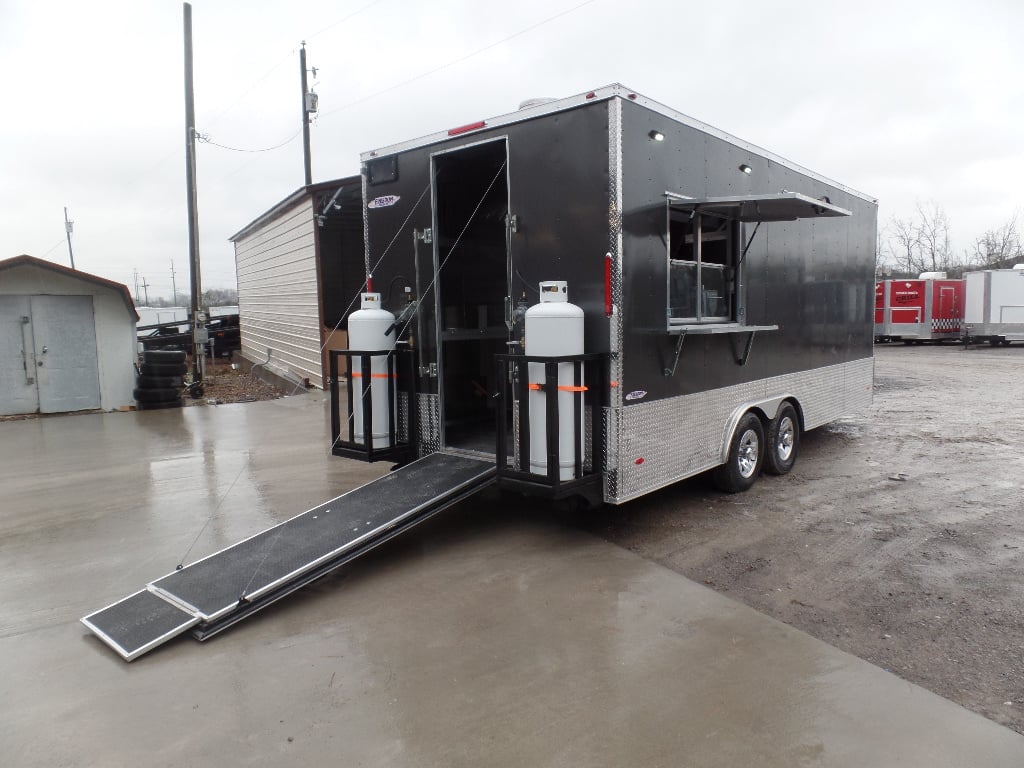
[[82, 452, 496, 661]]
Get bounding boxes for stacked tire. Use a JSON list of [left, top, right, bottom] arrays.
[[135, 350, 186, 411]]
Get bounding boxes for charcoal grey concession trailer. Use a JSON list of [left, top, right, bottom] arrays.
[[83, 85, 876, 660]]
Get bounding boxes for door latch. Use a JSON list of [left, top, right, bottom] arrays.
[[415, 228, 433, 244], [418, 362, 437, 378]]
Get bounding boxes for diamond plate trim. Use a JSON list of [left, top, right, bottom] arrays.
[[511, 400, 521, 471], [397, 392, 409, 443], [605, 357, 873, 503], [608, 97, 625, 410], [417, 393, 440, 456]]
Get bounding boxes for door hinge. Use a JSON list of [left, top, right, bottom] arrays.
[[505, 214, 518, 233], [415, 228, 433, 244], [419, 362, 437, 378]]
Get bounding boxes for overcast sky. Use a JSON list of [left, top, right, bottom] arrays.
[[2, 0, 1022, 300]]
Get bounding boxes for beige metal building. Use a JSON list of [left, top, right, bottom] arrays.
[[0, 255, 138, 415], [229, 177, 364, 388]]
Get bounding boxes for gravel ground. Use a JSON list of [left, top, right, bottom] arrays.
[[574, 343, 1024, 734], [182, 359, 288, 406]]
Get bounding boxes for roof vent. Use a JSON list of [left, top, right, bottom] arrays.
[[518, 97, 556, 110]]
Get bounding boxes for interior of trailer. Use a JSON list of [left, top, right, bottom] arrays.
[[432, 139, 511, 453]]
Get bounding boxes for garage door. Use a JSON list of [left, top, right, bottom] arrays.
[[0, 295, 101, 415]]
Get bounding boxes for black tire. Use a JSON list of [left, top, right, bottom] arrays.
[[138, 398, 184, 411], [140, 362, 188, 377], [764, 402, 800, 476], [1001, 339, 1012, 346], [143, 349, 187, 365], [989, 338, 1002, 346], [712, 412, 765, 493], [133, 387, 181, 403], [137, 375, 184, 389]]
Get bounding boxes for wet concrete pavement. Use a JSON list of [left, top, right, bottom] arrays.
[[3, 394, 1023, 766]]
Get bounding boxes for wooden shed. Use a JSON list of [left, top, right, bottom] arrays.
[[0, 255, 138, 415], [228, 177, 365, 388]]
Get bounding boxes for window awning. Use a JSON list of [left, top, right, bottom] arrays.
[[665, 191, 851, 222]]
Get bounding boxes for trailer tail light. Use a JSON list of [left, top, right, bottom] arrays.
[[604, 253, 613, 316], [448, 121, 486, 136]]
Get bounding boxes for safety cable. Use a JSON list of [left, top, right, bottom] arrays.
[[327, 162, 506, 454], [204, 160, 505, 594], [395, 159, 508, 341], [318, 179, 432, 359]]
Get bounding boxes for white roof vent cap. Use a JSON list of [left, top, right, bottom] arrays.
[[518, 97, 557, 110]]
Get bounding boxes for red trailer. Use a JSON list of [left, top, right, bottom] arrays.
[[874, 276, 964, 343]]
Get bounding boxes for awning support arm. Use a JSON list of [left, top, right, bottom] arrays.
[[732, 330, 758, 366], [738, 221, 761, 269], [664, 331, 687, 377]]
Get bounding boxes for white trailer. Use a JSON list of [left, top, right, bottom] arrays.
[[962, 266, 1024, 345]]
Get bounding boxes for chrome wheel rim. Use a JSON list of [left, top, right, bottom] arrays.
[[776, 416, 795, 462], [737, 428, 760, 478]]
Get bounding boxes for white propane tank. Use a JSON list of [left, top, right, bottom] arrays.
[[347, 292, 396, 448], [525, 281, 585, 480]]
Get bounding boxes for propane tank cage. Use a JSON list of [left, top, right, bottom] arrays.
[[494, 352, 608, 503], [329, 347, 417, 463]]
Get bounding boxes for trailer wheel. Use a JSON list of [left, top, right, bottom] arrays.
[[712, 412, 764, 493], [764, 403, 799, 476]]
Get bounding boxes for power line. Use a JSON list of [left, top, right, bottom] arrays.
[[202, 1, 386, 132], [195, 129, 302, 153], [39, 238, 66, 258], [319, 0, 601, 119], [308, 0, 387, 41]]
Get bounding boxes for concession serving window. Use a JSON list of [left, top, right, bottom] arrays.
[[661, 190, 851, 370]]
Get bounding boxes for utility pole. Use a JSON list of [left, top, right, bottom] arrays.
[[183, 2, 205, 391], [133, 269, 140, 304], [170, 260, 178, 305], [300, 41, 316, 186], [140, 278, 150, 306], [64, 207, 76, 270]]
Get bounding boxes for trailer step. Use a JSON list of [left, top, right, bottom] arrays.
[[82, 452, 496, 661]]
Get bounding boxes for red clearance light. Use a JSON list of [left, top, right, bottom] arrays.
[[585, 92, 596, 99], [448, 121, 486, 136]]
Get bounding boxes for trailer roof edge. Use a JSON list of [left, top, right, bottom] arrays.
[[359, 84, 877, 206]]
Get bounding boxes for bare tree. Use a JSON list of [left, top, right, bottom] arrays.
[[883, 201, 962, 276], [914, 201, 954, 273], [970, 214, 1023, 270], [886, 215, 919, 275]]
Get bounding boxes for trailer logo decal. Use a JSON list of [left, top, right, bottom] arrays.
[[368, 195, 401, 209], [625, 389, 647, 401]]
